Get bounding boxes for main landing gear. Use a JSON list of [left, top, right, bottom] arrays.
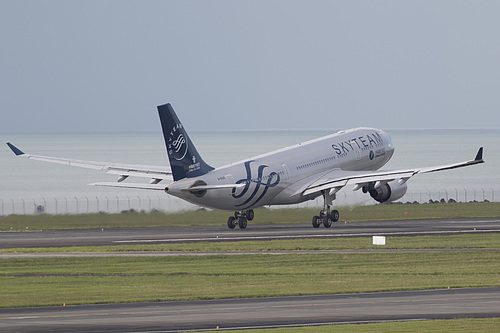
[[312, 190, 340, 228], [227, 210, 254, 229], [312, 208, 339, 228]]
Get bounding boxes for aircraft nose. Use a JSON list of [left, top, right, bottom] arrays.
[[385, 132, 395, 155]]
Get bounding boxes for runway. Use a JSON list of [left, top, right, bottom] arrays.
[[1, 217, 499, 249], [1, 287, 499, 332]]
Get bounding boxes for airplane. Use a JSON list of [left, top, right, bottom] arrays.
[[7, 103, 484, 229]]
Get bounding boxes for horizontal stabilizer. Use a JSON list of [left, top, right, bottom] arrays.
[[183, 184, 246, 192], [91, 182, 246, 192], [91, 182, 168, 190]]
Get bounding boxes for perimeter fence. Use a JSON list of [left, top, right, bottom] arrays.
[[1, 195, 192, 216], [1, 187, 498, 216]]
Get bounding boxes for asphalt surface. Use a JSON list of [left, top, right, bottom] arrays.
[[1, 217, 500, 249], [1, 288, 499, 332]]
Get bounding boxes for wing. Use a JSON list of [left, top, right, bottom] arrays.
[[298, 147, 484, 197], [6, 142, 173, 185]]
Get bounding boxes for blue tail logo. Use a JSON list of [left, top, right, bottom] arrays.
[[158, 104, 214, 181], [168, 126, 188, 161]]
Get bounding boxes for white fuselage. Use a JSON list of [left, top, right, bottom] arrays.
[[166, 127, 395, 211]]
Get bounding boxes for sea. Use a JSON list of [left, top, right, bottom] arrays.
[[1, 129, 499, 215]]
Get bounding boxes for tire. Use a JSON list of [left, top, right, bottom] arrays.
[[227, 216, 236, 229], [331, 210, 340, 222], [246, 210, 254, 221], [238, 217, 247, 229], [312, 216, 320, 228], [324, 217, 332, 228]]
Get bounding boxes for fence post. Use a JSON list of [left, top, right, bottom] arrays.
[[75, 197, 79, 214]]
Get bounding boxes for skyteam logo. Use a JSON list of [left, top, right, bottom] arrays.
[[232, 160, 280, 209], [168, 124, 188, 161]]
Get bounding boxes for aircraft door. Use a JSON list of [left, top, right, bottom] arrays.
[[355, 148, 361, 161], [225, 174, 236, 198], [281, 164, 290, 181]]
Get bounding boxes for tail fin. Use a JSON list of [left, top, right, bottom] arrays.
[[158, 103, 214, 181]]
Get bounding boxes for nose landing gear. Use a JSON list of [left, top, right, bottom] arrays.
[[227, 210, 254, 229]]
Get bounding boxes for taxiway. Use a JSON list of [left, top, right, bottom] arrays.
[[1, 288, 499, 332]]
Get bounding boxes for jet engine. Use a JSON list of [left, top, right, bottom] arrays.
[[364, 179, 408, 203]]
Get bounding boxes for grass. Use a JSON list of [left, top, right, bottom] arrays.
[[1, 202, 499, 231], [1, 250, 499, 307]]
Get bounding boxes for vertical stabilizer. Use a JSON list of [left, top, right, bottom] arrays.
[[158, 103, 214, 181]]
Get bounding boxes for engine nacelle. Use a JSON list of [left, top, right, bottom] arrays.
[[366, 179, 408, 203]]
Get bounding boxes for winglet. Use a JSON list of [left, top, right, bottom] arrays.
[[475, 147, 483, 161], [6, 142, 25, 156]]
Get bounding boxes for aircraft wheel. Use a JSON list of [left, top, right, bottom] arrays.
[[227, 216, 236, 229], [247, 209, 254, 221], [312, 216, 320, 228], [323, 216, 332, 228], [238, 217, 247, 229], [331, 210, 340, 222]]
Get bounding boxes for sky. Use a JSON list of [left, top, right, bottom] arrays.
[[1, 0, 499, 133]]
